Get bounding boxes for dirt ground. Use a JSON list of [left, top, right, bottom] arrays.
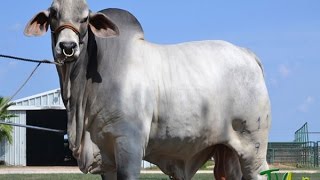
[[0, 166, 319, 175], [0, 166, 81, 174]]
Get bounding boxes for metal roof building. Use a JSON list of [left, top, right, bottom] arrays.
[[1, 89, 68, 166]]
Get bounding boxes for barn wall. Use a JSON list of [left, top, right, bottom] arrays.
[[0, 140, 5, 163], [12, 89, 64, 107], [4, 110, 26, 166]]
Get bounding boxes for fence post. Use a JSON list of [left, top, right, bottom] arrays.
[[313, 142, 318, 167], [316, 141, 320, 167]]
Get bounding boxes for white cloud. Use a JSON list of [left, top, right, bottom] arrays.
[[8, 61, 18, 67], [298, 96, 315, 113], [306, 96, 315, 103], [268, 78, 278, 87], [268, 64, 292, 87], [278, 64, 291, 78], [8, 23, 22, 32]]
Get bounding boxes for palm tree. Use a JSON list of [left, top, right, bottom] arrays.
[[0, 97, 14, 144]]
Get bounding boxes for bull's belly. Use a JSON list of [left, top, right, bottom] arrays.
[[146, 138, 205, 158], [145, 99, 231, 160], [144, 127, 227, 160], [143, 135, 219, 176]]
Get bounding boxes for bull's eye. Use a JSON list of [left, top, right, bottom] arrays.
[[50, 9, 58, 20], [80, 16, 88, 23]]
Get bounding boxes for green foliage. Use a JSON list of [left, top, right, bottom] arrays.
[[0, 97, 15, 144]]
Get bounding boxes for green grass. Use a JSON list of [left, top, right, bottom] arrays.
[[270, 173, 320, 180], [0, 174, 211, 180], [0, 174, 100, 180], [0, 173, 318, 180]]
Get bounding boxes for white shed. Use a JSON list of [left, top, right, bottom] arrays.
[[2, 89, 67, 166]]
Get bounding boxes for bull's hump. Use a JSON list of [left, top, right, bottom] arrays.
[[99, 8, 144, 40]]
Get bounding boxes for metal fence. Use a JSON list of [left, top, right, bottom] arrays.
[[267, 141, 320, 168], [294, 122, 309, 143], [318, 141, 320, 167]]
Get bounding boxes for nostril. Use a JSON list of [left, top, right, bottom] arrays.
[[59, 42, 76, 50], [59, 42, 76, 56]]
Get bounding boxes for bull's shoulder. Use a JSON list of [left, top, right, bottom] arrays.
[[99, 8, 144, 40]]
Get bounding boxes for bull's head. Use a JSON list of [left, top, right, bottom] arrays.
[[24, 0, 119, 62], [24, 2, 120, 171]]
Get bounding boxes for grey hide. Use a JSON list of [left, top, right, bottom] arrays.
[[25, 1, 271, 179]]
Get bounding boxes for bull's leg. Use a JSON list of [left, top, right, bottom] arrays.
[[213, 144, 242, 180], [101, 171, 116, 180], [229, 132, 269, 180], [114, 135, 144, 180], [237, 152, 268, 180]]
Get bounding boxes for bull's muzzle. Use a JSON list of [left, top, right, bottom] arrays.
[[60, 41, 76, 57], [53, 23, 82, 60]]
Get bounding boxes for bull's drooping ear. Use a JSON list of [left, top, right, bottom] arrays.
[[89, 12, 119, 38], [24, 10, 50, 36]]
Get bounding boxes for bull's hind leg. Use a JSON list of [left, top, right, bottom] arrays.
[[213, 144, 242, 180], [229, 125, 269, 180], [235, 148, 269, 180]]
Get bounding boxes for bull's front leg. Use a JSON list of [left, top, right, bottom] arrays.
[[101, 134, 144, 180], [101, 171, 116, 180], [115, 135, 144, 180], [101, 117, 148, 180]]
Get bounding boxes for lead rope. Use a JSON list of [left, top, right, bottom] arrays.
[[8, 62, 41, 102], [0, 54, 62, 66], [0, 63, 41, 111], [0, 54, 63, 107]]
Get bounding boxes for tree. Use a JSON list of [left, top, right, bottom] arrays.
[[0, 97, 15, 144]]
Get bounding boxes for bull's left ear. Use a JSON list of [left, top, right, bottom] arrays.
[[24, 10, 50, 36], [89, 13, 119, 38]]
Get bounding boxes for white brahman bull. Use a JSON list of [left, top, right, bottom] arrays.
[[25, 0, 271, 179]]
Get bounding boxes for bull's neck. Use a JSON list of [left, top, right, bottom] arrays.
[[58, 31, 93, 151], [69, 30, 98, 104], [58, 32, 90, 110]]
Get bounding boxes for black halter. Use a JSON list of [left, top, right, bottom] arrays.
[[51, 23, 87, 65], [51, 23, 86, 45]]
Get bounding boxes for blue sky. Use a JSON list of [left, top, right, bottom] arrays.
[[0, 0, 319, 142]]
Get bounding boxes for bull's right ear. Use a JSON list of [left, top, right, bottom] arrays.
[[89, 12, 119, 38], [24, 10, 50, 36]]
